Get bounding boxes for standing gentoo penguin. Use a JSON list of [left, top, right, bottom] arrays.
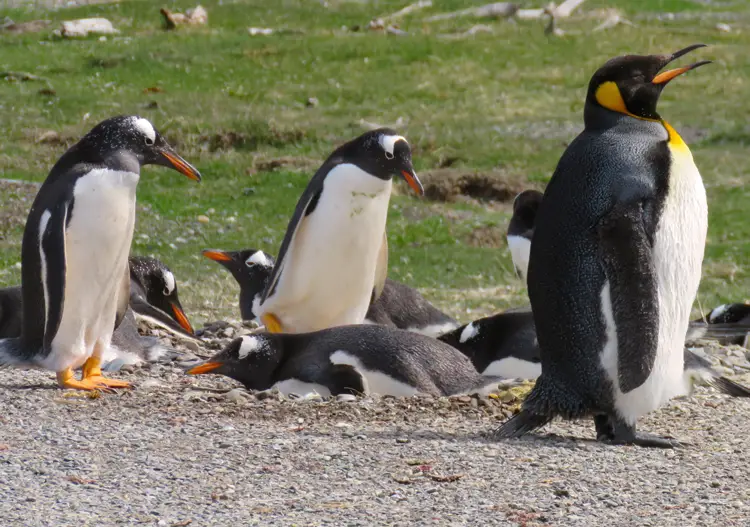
[[494, 45, 710, 447], [187, 325, 500, 397], [0, 116, 200, 390], [129, 255, 195, 337], [204, 247, 457, 337], [256, 129, 424, 334], [506, 190, 543, 283]]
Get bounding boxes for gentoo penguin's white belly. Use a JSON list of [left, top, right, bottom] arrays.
[[603, 144, 707, 424], [329, 350, 420, 396], [41, 169, 139, 371], [506, 235, 531, 281], [264, 165, 392, 333]]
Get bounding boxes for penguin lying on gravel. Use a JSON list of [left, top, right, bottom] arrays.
[[439, 308, 750, 398], [255, 129, 424, 334], [0, 116, 200, 390], [687, 304, 750, 347], [186, 325, 500, 397], [203, 248, 458, 337]]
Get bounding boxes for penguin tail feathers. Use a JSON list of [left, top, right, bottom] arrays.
[[709, 376, 750, 398], [492, 409, 552, 440], [0, 338, 26, 368]]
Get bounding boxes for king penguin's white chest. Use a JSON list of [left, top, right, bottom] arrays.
[[45, 169, 139, 370], [271, 164, 392, 332]]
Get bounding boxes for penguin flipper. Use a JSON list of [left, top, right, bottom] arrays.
[[597, 201, 659, 394], [371, 232, 388, 304], [40, 198, 73, 350]]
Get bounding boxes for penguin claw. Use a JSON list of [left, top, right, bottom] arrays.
[[597, 432, 683, 449]]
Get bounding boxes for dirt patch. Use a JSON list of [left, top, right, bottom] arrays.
[[202, 124, 308, 152], [418, 168, 536, 204], [248, 155, 320, 175], [465, 224, 504, 248]]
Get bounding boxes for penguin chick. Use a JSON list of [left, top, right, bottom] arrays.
[[494, 45, 711, 448], [256, 129, 424, 334], [0, 115, 200, 391], [506, 190, 543, 283], [203, 248, 458, 337], [186, 325, 499, 397], [128, 255, 195, 338]]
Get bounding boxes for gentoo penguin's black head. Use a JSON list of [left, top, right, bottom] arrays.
[[508, 190, 543, 239], [129, 255, 194, 334], [329, 128, 423, 195], [202, 248, 275, 320], [186, 334, 280, 389], [586, 44, 710, 121], [63, 115, 201, 180]]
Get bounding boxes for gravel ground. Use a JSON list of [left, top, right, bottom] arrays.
[[1, 323, 750, 527]]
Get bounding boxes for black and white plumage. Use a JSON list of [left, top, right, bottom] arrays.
[[495, 46, 710, 448], [187, 325, 500, 397], [204, 248, 458, 337], [506, 190, 542, 283], [0, 286, 177, 371], [128, 255, 195, 338], [0, 115, 200, 390], [256, 129, 424, 334]]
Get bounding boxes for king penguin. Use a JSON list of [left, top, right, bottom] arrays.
[[255, 128, 424, 334], [494, 45, 711, 447], [204, 247, 457, 337], [506, 190, 543, 283], [0, 115, 200, 390]]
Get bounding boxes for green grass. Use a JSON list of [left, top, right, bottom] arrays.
[[1, 0, 750, 325]]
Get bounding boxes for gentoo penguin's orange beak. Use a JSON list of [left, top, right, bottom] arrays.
[[186, 361, 223, 375], [161, 149, 202, 182], [401, 169, 424, 196], [202, 249, 232, 262], [652, 44, 711, 85], [170, 303, 194, 334]]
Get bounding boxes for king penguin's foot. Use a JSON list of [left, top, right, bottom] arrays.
[[80, 357, 131, 390], [261, 313, 283, 333], [595, 415, 680, 449]]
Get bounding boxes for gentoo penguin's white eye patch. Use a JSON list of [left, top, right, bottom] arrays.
[[237, 336, 262, 359], [246, 251, 271, 267], [162, 270, 175, 295], [131, 117, 156, 145], [379, 134, 407, 160]]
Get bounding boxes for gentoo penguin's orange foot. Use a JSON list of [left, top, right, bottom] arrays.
[[56, 369, 108, 391], [86, 376, 132, 389], [262, 313, 283, 333]]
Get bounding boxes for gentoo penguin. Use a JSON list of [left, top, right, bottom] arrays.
[[187, 325, 499, 397], [506, 190, 543, 282], [129, 255, 195, 337], [256, 129, 424, 334], [0, 286, 176, 370], [0, 115, 200, 390], [203, 247, 458, 337], [440, 308, 750, 399], [687, 303, 750, 346], [494, 45, 710, 447]]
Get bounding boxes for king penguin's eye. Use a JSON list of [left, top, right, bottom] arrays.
[[384, 151, 394, 160], [145, 137, 155, 146]]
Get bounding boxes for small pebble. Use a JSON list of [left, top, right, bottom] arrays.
[[336, 394, 357, 403], [197, 215, 210, 223]]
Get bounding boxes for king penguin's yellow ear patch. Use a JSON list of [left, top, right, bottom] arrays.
[[594, 81, 629, 115]]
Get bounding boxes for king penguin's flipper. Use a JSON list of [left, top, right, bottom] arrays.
[[37, 197, 72, 350], [371, 232, 389, 304], [493, 409, 552, 439], [597, 200, 659, 394], [260, 174, 326, 304]]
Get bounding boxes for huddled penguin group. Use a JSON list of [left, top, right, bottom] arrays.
[[1, 44, 749, 448]]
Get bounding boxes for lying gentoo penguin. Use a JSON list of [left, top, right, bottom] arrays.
[[203, 248, 458, 337], [0, 286, 176, 370], [0, 115, 200, 390], [187, 325, 499, 397], [506, 190, 543, 283], [494, 45, 710, 447], [256, 129, 424, 334], [440, 308, 750, 398], [687, 303, 750, 346], [129, 255, 195, 338]]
